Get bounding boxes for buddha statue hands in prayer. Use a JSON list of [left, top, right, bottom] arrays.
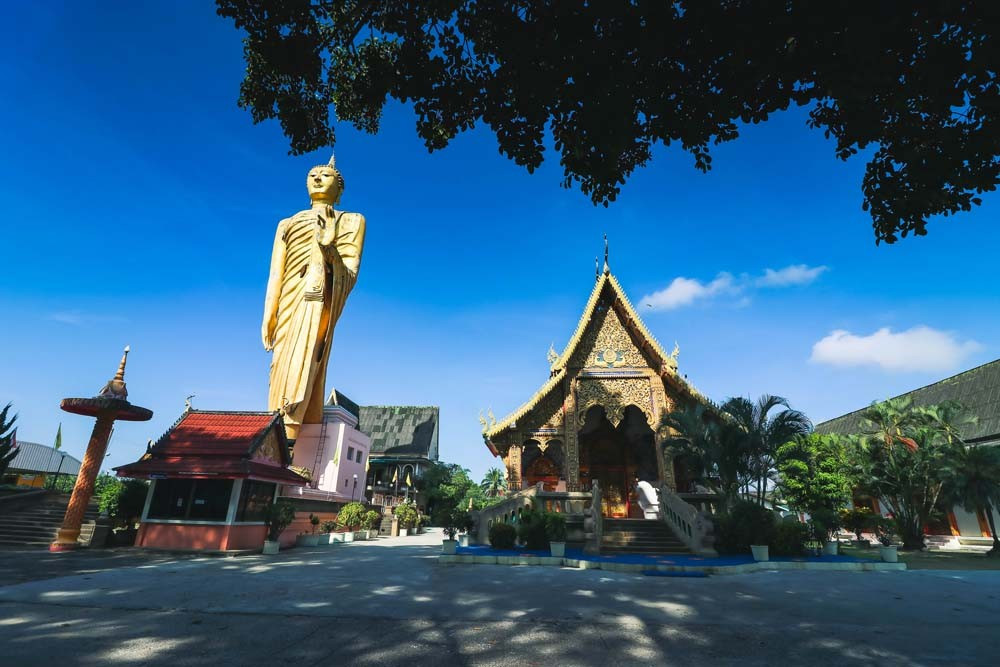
[[262, 155, 365, 439]]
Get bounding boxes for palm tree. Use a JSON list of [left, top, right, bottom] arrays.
[[720, 395, 812, 506], [480, 467, 508, 498], [661, 403, 747, 509], [944, 444, 1000, 556], [861, 396, 922, 451], [0, 403, 18, 479]]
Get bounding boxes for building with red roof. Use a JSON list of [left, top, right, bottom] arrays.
[[115, 410, 307, 552]]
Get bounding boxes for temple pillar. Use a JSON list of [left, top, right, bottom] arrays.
[[506, 443, 523, 491], [564, 376, 580, 491]]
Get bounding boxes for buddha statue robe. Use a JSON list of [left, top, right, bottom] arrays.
[[262, 205, 365, 429]]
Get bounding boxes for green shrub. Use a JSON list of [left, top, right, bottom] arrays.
[[263, 501, 296, 541], [363, 510, 381, 530], [713, 501, 778, 555], [393, 501, 418, 529], [771, 520, 810, 556], [516, 510, 549, 550], [337, 501, 367, 530], [489, 522, 517, 549], [840, 508, 873, 540], [321, 520, 337, 534], [808, 508, 842, 542], [97, 478, 148, 527], [545, 513, 567, 542]]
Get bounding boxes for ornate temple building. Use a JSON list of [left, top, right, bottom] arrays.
[[482, 261, 713, 518]]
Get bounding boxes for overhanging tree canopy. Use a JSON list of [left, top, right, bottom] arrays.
[[217, 1, 999, 244]]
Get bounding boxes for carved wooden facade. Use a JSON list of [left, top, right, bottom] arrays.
[[483, 269, 712, 492]]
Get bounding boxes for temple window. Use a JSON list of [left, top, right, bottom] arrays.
[[147, 479, 234, 522], [236, 480, 276, 522], [348, 446, 355, 460]]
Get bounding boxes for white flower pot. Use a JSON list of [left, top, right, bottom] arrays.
[[297, 534, 320, 547], [442, 539, 458, 555], [343, 531, 354, 543], [823, 540, 839, 556], [400, 528, 409, 537], [550, 542, 566, 558], [321, 533, 337, 545], [262, 540, 280, 555], [751, 545, 769, 562], [458, 534, 470, 547], [880, 545, 898, 563]]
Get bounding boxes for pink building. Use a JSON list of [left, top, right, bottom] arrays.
[[282, 397, 371, 503]]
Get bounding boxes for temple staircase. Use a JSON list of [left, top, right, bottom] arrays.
[[0, 493, 100, 547], [601, 518, 690, 555]]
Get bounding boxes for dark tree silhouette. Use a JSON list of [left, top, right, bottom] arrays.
[[217, 1, 999, 244]]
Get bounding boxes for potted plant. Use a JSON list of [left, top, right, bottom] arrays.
[[321, 520, 338, 545], [810, 508, 842, 556], [337, 501, 367, 540], [394, 502, 417, 536], [546, 512, 567, 558], [459, 512, 475, 547], [841, 508, 873, 547], [732, 501, 775, 562], [442, 510, 460, 555], [874, 516, 898, 562], [262, 501, 296, 555], [364, 510, 381, 539], [297, 513, 321, 546]]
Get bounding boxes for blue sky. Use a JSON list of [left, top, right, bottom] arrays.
[[2, 3, 998, 482]]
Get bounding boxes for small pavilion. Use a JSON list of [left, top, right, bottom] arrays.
[[116, 410, 307, 551]]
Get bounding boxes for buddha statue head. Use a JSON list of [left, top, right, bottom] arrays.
[[307, 153, 345, 205]]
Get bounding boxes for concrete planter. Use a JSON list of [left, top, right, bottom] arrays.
[[353, 531, 367, 541], [369, 529, 379, 539], [262, 540, 280, 555], [297, 534, 320, 547], [750, 545, 769, 562], [442, 539, 458, 555], [458, 534, 470, 547], [321, 533, 338, 545], [343, 531, 355, 543], [880, 545, 898, 563], [550, 542, 566, 558], [823, 540, 839, 556]]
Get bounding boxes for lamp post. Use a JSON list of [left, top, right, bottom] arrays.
[[352, 473, 358, 501]]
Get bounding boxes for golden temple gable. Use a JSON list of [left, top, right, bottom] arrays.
[[483, 267, 713, 515]]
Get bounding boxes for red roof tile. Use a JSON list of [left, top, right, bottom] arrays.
[[114, 410, 306, 485]]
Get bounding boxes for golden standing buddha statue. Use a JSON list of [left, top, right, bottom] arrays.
[[262, 155, 365, 439]]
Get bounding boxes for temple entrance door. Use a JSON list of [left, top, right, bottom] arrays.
[[578, 406, 658, 518]]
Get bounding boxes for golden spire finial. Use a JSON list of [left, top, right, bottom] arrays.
[[595, 256, 599, 280], [98, 345, 131, 399], [603, 234, 610, 274], [328, 151, 336, 170], [114, 345, 130, 382]]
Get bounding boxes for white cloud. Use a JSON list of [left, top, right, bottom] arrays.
[[640, 263, 827, 311], [639, 272, 736, 310], [756, 264, 828, 287], [47, 311, 84, 325], [810, 326, 982, 373]]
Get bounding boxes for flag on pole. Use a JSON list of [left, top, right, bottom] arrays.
[[54, 423, 62, 450], [405, 472, 412, 487], [365, 456, 370, 472], [392, 468, 398, 484]]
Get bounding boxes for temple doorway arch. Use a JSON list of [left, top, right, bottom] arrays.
[[522, 439, 564, 491], [578, 405, 657, 517]]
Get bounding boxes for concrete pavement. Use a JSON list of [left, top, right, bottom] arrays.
[[1, 528, 998, 665]]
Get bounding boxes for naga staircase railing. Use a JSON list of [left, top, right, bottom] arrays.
[[658, 484, 717, 556]]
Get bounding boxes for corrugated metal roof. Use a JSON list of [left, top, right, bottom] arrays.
[[8, 441, 82, 475], [815, 359, 1000, 443], [358, 406, 439, 460]]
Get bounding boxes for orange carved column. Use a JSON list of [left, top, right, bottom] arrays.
[[52, 414, 115, 548]]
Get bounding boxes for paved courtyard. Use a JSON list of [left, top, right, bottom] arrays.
[[1, 529, 998, 666]]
